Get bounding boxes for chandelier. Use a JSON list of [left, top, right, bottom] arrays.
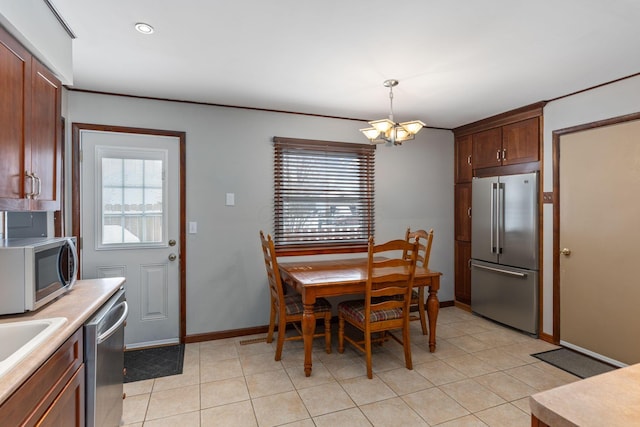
[[360, 79, 425, 146]]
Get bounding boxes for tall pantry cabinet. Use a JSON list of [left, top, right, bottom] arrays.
[[454, 135, 473, 305], [0, 25, 62, 212], [453, 103, 544, 308]]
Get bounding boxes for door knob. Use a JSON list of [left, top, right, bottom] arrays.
[[169, 239, 176, 246], [168, 253, 177, 261], [561, 248, 571, 256]]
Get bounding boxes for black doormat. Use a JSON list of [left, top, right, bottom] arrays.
[[124, 344, 185, 383], [532, 348, 618, 379]]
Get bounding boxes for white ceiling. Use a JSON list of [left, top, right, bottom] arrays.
[[49, 0, 640, 129]]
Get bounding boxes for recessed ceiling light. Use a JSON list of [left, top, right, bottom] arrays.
[[135, 22, 154, 35]]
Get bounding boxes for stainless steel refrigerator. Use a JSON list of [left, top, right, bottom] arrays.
[[471, 171, 539, 335]]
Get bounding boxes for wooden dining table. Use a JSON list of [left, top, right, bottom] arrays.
[[278, 257, 442, 377]]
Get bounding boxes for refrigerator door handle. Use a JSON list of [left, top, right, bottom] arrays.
[[497, 182, 504, 254], [491, 183, 497, 253], [471, 262, 528, 278]]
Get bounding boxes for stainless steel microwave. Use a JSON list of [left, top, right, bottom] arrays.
[[0, 237, 78, 315]]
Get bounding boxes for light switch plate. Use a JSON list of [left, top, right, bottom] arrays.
[[225, 193, 235, 206], [188, 221, 197, 234]]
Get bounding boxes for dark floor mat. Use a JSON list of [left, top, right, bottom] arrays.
[[532, 348, 618, 379], [124, 344, 185, 383]]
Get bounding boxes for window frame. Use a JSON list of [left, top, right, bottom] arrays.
[[273, 137, 375, 256], [94, 145, 169, 250]]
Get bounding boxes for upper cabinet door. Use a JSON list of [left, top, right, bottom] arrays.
[[501, 117, 539, 166], [30, 60, 61, 211], [0, 27, 61, 211], [455, 135, 473, 183], [472, 127, 502, 169], [0, 27, 31, 210]]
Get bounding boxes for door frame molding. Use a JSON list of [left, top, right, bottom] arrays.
[[552, 111, 640, 343], [71, 123, 187, 343]]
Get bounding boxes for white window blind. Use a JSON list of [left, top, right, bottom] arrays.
[[273, 137, 375, 252]]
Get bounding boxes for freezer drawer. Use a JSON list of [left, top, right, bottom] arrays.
[[471, 260, 539, 335]]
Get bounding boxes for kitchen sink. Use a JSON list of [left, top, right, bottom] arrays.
[[0, 317, 67, 378]]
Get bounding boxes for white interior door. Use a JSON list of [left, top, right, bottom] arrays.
[[559, 119, 640, 366], [80, 129, 181, 348]]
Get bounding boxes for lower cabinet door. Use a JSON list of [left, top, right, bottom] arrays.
[[38, 364, 85, 427], [454, 240, 471, 305]]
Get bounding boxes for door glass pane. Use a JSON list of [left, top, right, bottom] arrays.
[[97, 149, 166, 248]]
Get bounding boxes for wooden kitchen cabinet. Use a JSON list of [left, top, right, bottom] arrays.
[[472, 127, 502, 169], [454, 183, 471, 242], [0, 25, 62, 211], [454, 240, 472, 305], [37, 364, 85, 427], [501, 117, 539, 166], [29, 60, 62, 211], [0, 328, 84, 426], [0, 26, 31, 211], [472, 118, 539, 170], [455, 134, 473, 183]]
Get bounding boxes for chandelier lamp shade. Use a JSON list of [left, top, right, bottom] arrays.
[[360, 79, 425, 146]]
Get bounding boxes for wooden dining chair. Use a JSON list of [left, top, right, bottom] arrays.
[[259, 231, 332, 361], [403, 228, 434, 335], [337, 236, 419, 379]]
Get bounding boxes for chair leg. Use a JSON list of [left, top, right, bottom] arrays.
[[275, 313, 286, 361], [402, 321, 413, 371], [338, 315, 345, 353], [324, 312, 332, 354], [418, 288, 428, 335], [365, 327, 373, 379], [266, 297, 277, 343]]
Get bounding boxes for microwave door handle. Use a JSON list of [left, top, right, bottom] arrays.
[[66, 238, 79, 290]]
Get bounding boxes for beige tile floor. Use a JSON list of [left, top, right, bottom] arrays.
[[121, 307, 578, 427]]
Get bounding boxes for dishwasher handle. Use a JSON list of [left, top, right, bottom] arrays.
[[97, 301, 129, 344]]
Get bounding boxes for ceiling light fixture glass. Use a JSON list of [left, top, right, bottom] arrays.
[[360, 79, 425, 146], [135, 22, 154, 34]]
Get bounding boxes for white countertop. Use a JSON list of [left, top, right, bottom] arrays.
[[0, 277, 125, 405]]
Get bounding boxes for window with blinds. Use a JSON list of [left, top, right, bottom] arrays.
[[273, 137, 375, 254]]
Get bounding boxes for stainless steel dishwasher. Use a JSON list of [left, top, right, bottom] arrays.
[[85, 287, 128, 427]]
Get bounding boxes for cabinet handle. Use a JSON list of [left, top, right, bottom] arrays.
[[496, 150, 501, 162], [25, 171, 35, 199], [33, 173, 42, 198], [467, 207, 471, 218], [467, 155, 471, 165], [502, 148, 506, 160]]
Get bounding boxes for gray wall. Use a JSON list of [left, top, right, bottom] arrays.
[[541, 74, 640, 336], [66, 92, 454, 336]]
